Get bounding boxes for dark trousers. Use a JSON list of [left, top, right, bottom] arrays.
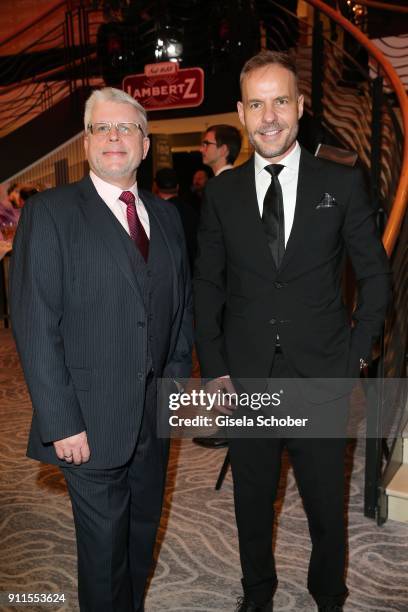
[[228, 355, 349, 608], [62, 377, 169, 612]]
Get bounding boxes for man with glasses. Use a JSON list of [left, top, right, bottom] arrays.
[[10, 87, 193, 612], [201, 124, 242, 177], [194, 124, 242, 449]]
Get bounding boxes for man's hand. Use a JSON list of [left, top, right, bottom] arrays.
[[53, 431, 90, 465], [205, 376, 237, 415]]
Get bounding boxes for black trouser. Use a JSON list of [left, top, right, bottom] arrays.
[[62, 377, 169, 612], [228, 354, 349, 608]]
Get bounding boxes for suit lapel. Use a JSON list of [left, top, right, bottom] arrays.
[[77, 176, 145, 303], [279, 148, 323, 274]]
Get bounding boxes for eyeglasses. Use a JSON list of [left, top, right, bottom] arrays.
[[201, 139, 218, 148], [87, 122, 146, 137]]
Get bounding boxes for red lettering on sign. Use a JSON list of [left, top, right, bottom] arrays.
[[123, 66, 204, 111]]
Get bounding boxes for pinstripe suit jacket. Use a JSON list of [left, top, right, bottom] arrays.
[[10, 176, 193, 468]]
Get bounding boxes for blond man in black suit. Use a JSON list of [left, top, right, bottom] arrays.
[[194, 51, 390, 612]]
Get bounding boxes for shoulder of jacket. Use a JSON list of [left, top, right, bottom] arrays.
[[21, 181, 84, 218], [206, 158, 252, 192], [301, 147, 360, 180]]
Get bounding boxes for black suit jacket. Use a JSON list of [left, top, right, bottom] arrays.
[[10, 176, 193, 468], [194, 148, 390, 382]]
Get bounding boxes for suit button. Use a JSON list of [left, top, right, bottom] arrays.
[[137, 321, 145, 328], [137, 372, 143, 380], [147, 270, 152, 277], [274, 282, 284, 289], [269, 318, 277, 325]]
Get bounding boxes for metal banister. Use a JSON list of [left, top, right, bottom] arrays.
[[354, 0, 408, 13], [0, 1, 67, 51]]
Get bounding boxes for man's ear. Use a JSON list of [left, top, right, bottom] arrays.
[[142, 136, 150, 160], [297, 94, 304, 120], [84, 134, 89, 156], [237, 101, 245, 128]]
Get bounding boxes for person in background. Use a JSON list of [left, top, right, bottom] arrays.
[[0, 183, 21, 224], [201, 124, 242, 176], [193, 124, 242, 448], [10, 87, 193, 612], [155, 167, 199, 274], [190, 167, 212, 211], [19, 186, 39, 206], [155, 167, 181, 202]]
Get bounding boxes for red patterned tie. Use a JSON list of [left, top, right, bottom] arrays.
[[119, 190, 149, 262]]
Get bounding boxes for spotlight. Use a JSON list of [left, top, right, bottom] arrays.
[[166, 40, 183, 59], [154, 27, 183, 62]]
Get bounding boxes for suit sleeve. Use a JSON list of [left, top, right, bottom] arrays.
[[193, 186, 229, 379], [342, 167, 391, 362], [10, 197, 86, 443]]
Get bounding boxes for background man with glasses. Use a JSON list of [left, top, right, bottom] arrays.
[[10, 87, 193, 612], [194, 123, 243, 448], [200, 123, 242, 177]]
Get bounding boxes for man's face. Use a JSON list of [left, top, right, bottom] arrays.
[[237, 64, 303, 162], [84, 100, 150, 188], [192, 170, 208, 194], [200, 130, 226, 168]]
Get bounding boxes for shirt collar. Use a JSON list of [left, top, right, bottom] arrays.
[[254, 141, 301, 176], [90, 171, 138, 204], [215, 164, 234, 176]]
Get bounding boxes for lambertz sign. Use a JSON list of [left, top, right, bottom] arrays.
[[122, 62, 204, 111]]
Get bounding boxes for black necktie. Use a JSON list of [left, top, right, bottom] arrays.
[[262, 164, 285, 268]]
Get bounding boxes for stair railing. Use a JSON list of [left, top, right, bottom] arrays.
[[303, 0, 407, 253], [0, 5, 103, 139], [354, 0, 408, 13], [0, 0, 67, 55]]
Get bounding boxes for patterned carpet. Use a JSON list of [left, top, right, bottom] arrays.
[[1, 328, 407, 611]]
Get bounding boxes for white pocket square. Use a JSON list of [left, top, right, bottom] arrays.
[[315, 193, 338, 209]]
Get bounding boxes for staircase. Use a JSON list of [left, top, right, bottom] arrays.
[[0, 86, 93, 182], [0, 3, 103, 142]]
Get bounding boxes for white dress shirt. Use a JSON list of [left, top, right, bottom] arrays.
[[89, 171, 150, 238], [254, 141, 301, 247]]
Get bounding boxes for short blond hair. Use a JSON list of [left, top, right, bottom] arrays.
[[240, 51, 299, 94]]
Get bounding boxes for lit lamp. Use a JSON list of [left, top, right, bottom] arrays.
[[154, 26, 183, 63]]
